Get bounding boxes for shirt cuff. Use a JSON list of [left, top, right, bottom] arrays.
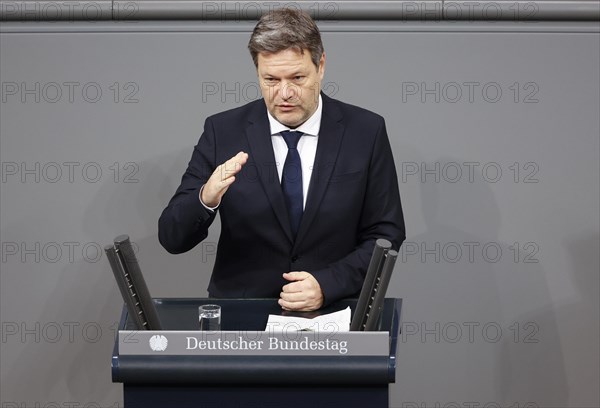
[[199, 184, 220, 212]]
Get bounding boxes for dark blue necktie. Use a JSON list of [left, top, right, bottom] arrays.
[[280, 130, 304, 238]]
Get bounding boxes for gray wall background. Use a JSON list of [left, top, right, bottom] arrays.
[[1, 16, 599, 408]]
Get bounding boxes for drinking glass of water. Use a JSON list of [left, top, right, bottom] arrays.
[[199, 304, 221, 331]]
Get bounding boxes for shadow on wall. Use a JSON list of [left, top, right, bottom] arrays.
[[1, 149, 573, 406], [1, 147, 219, 403], [0, 236, 124, 403], [558, 232, 600, 405], [498, 232, 599, 406], [81, 146, 220, 298], [392, 154, 568, 406], [495, 253, 570, 403], [500, 231, 600, 406]]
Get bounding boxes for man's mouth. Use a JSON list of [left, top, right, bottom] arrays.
[[278, 104, 296, 112]]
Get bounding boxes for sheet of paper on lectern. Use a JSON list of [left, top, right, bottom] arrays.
[[265, 306, 351, 332]]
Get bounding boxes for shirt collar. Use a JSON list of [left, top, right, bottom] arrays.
[[267, 94, 322, 137]]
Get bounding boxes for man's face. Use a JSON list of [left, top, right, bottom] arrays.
[[257, 48, 325, 128]]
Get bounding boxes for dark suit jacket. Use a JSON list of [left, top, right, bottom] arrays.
[[158, 93, 405, 306]]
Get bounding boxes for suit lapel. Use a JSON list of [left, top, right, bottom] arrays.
[[295, 94, 345, 248], [244, 101, 294, 244]]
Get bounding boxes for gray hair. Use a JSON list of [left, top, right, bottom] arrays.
[[248, 8, 324, 69]]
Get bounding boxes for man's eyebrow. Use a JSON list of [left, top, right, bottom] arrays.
[[262, 70, 306, 78], [260, 71, 306, 79]]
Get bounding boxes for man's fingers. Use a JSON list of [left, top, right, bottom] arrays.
[[279, 290, 305, 302], [202, 152, 248, 207], [278, 298, 317, 312], [281, 279, 309, 293], [201, 175, 235, 206], [278, 297, 305, 309], [283, 271, 310, 282], [279, 271, 324, 311], [216, 151, 248, 180], [217, 175, 236, 188]]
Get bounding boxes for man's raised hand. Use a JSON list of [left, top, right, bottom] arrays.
[[200, 151, 249, 208]]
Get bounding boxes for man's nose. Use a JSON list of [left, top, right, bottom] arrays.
[[280, 81, 298, 100]]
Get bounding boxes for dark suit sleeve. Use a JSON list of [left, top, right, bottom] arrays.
[[309, 119, 406, 306], [158, 118, 219, 254]]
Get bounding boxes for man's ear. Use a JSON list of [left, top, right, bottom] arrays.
[[318, 52, 326, 79]]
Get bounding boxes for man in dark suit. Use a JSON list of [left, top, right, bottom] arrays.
[[159, 9, 405, 311]]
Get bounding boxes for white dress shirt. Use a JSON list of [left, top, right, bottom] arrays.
[[200, 95, 322, 211], [267, 94, 322, 210]]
